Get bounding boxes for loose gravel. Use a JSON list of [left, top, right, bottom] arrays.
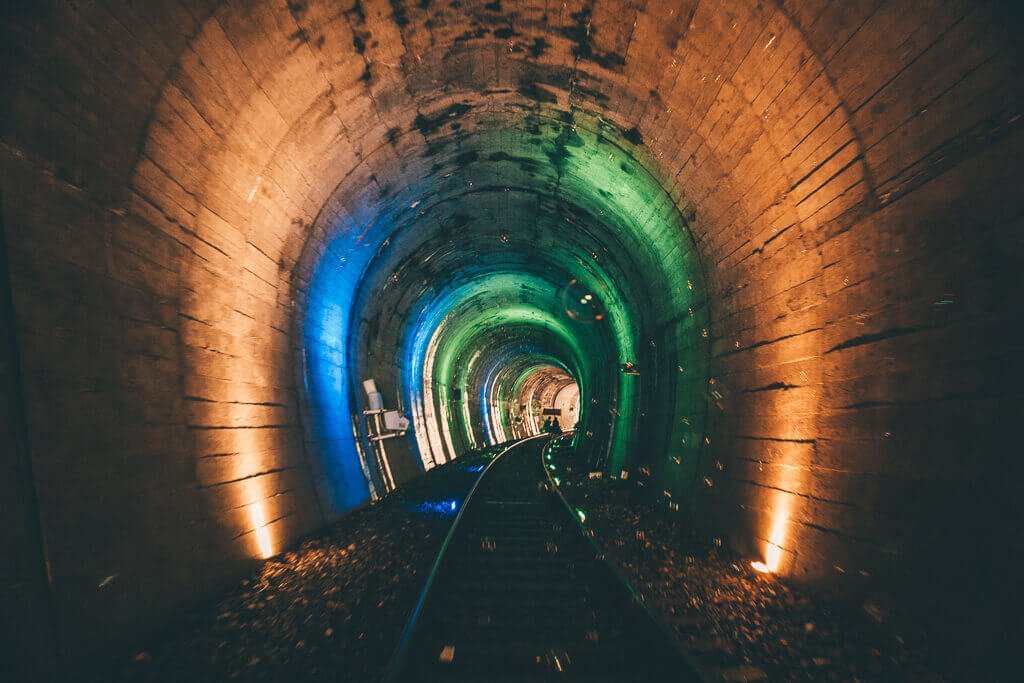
[[113, 440, 949, 682], [116, 451, 495, 683], [553, 460, 947, 682]]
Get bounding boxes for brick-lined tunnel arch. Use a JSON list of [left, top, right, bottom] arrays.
[[2, 0, 1021, 677]]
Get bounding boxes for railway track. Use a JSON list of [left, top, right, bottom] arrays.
[[384, 435, 705, 682]]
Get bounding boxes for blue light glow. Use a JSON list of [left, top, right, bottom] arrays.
[[302, 231, 379, 514], [406, 499, 461, 516]]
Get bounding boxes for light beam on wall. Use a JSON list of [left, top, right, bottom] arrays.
[[251, 504, 273, 559]]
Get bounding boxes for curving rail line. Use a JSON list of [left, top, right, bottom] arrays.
[[383, 434, 705, 682]]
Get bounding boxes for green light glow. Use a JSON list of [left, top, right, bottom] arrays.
[[346, 107, 710, 505]]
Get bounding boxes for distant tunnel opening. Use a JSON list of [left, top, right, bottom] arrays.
[[297, 116, 710, 515]]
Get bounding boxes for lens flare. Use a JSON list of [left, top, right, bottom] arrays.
[[560, 279, 607, 323]]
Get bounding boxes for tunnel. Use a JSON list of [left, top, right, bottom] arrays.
[[1, 0, 1021, 680]]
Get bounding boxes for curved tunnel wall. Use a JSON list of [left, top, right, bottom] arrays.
[[296, 110, 710, 504], [2, 0, 1022, 673]]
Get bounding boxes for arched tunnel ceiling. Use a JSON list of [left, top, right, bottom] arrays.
[[136, 0, 871, 297], [294, 104, 711, 507], [1, 0, 1022, 671]]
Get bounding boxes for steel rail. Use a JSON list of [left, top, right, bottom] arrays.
[[539, 436, 710, 682], [381, 434, 550, 682]]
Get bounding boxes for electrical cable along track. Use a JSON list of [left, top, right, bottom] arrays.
[[384, 435, 704, 682]]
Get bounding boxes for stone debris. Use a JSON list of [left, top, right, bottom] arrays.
[[117, 454, 492, 682], [556, 471, 947, 682], [719, 664, 768, 682]]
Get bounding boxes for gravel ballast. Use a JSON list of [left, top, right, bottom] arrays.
[[116, 452, 495, 683], [113, 439, 947, 682], [551, 452, 946, 682]]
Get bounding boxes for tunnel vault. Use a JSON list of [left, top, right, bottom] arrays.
[[2, 0, 1021, 674], [295, 111, 710, 519]]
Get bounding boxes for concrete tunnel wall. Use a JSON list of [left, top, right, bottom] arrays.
[[2, 0, 1022, 675], [331, 133, 705, 479]]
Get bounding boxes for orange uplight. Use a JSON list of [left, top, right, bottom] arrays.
[[750, 331, 816, 576], [765, 537, 784, 570], [752, 537, 784, 574], [251, 504, 273, 559], [759, 509, 788, 572]]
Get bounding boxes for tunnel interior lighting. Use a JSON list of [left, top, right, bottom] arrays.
[[250, 505, 273, 560], [765, 542, 784, 573], [296, 112, 710, 522]]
